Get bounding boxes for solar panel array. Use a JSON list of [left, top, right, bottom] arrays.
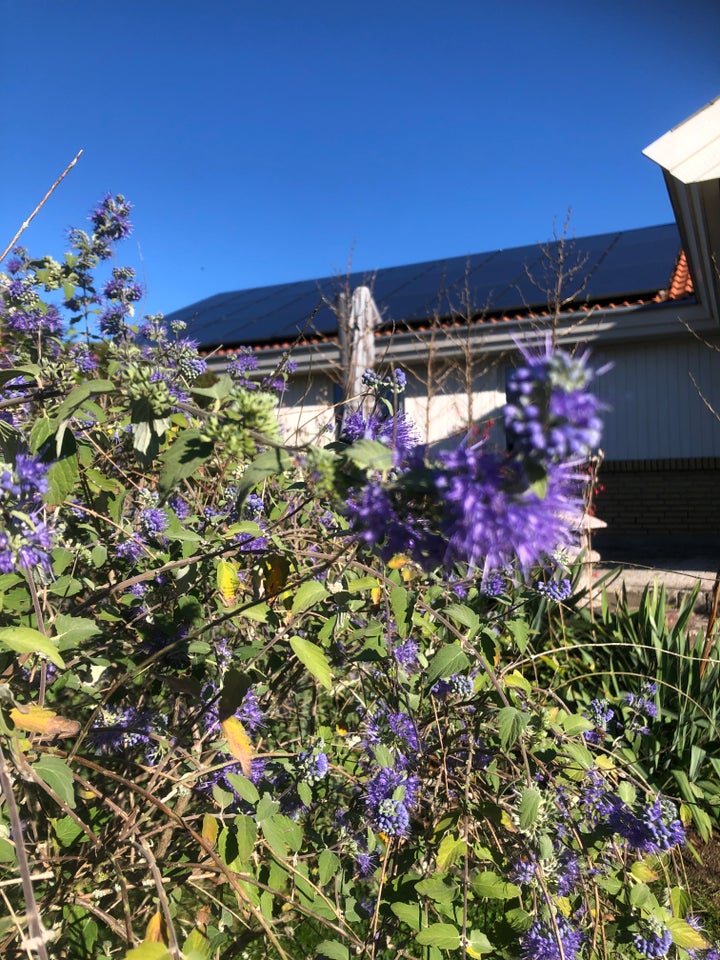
[[165, 224, 682, 349]]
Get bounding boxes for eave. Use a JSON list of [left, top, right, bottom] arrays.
[[643, 96, 720, 325], [205, 298, 709, 378]]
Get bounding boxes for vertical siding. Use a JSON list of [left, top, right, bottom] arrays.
[[592, 335, 720, 459], [278, 332, 720, 459]]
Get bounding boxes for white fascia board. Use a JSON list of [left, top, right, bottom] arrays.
[[644, 97, 720, 325], [643, 96, 720, 184], [206, 302, 711, 376]]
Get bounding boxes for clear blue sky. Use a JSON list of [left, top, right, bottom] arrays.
[[2, 0, 719, 321]]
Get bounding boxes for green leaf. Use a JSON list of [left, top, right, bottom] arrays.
[[559, 712, 594, 736], [390, 586, 411, 638], [262, 813, 302, 857], [54, 614, 101, 652], [436, 834, 467, 871], [225, 773, 259, 806], [291, 580, 329, 614], [426, 643, 470, 685], [670, 885, 692, 919], [343, 439, 393, 473], [0, 626, 65, 668], [415, 876, 456, 903], [505, 907, 534, 933], [289, 636, 334, 689], [319, 849, 341, 886], [54, 380, 114, 422], [629, 882, 651, 907], [518, 787, 541, 831], [391, 901, 422, 931], [667, 917, 709, 950], [504, 670, 531, 694], [52, 815, 84, 847], [33, 755, 76, 809], [123, 944, 172, 960], [234, 814, 257, 861], [182, 928, 212, 960], [467, 931, 494, 957], [236, 447, 292, 500], [444, 603, 480, 636], [416, 923, 460, 949], [316, 941, 349, 960], [498, 706, 529, 750], [472, 871, 520, 900], [157, 428, 214, 497], [562, 741, 594, 770], [631, 860, 659, 883], [506, 618, 531, 653], [189, 374, 234, 401]]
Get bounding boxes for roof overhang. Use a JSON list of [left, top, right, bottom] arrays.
[[643, 96, 720, 325], [205, 300, 712, 377]]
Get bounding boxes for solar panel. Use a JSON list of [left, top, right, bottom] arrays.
[[165, 224, 683, 349]]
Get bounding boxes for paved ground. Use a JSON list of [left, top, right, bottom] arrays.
[[588, 533, 719, 614]]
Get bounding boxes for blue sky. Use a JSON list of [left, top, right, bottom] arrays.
[[2, 0, 720, 321]]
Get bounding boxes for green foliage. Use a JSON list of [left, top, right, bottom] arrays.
[[0, 197, 717, 960]]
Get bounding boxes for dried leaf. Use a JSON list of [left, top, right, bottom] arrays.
[[10, 704, 80, 739], [144, 911, 168, 944], [220, 715, 253, 776]]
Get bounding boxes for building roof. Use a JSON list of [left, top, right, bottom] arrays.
[[166, 223, 693, 353]]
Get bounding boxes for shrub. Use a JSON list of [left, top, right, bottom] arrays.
[[0, 196, 714, 960]]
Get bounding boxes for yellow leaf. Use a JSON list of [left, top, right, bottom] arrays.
[[217, 560, 240, 607], [370, 586, 383, 605], [595, 755, 615, 770], [144, 911, 167, 944], [202, 814, 219, 845], [221, 716, 253, 776], [388, 554, 411, 569], [9, 704, 80, 739], [264, 555, 290, 596]]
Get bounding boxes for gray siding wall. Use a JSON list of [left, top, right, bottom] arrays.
[[591, 335, 720, 460]]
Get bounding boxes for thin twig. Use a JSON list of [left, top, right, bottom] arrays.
[[1, 150, 83, 263], [0, 744, 51, 959]]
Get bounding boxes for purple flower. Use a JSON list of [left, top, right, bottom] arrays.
[[509, 854, 538, 885], [632, 920, 673, 959], [99, 304, 130, 337], [436, 446, 583, 574], [356, 850, 378, 876], [583, 698, 615, 744], [140, 507, 169, 538], [505, 343, 603, 463], [391, 638, 420, 674], [103, 266, 143, 303], [520, 917, 583, 960], [364, 707, 420, 762], [342, 410, 419, 457], [365, 767, 419, 837], [431, 674, 474, 699], [237, 689, 263, 733], [69, 342, 98, 373], [298, 750, 329, 783], [536, 577, 572, 601], [90, 193, 133, 255], [115, 537, 147, 564], [607, 795, 685, 853], [90, 706, 154, 754], [227, 348, 259, 383], [169, 494, 191, 519]]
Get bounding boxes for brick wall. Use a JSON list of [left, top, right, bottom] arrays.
[[596, 458, 720, 536]]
